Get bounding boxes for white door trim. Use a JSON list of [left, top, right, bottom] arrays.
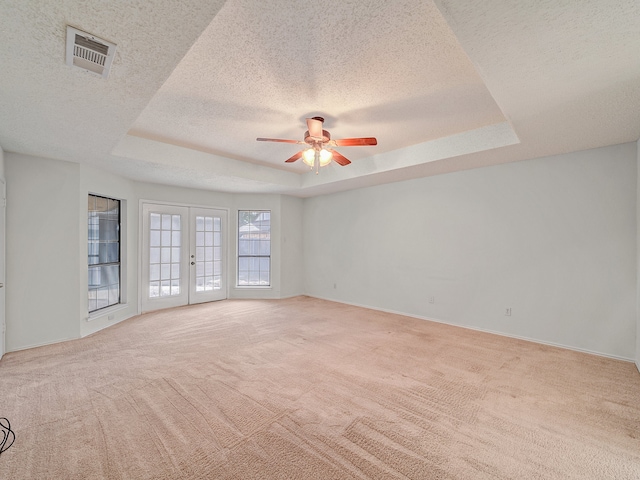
[[139, 200, 229, 313], [0, 180, 5, 360]]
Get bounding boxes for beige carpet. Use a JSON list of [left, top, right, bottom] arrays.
[[1, 296, 639, 479]]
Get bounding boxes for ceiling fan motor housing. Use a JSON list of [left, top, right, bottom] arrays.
[[304, 129, 331, 145]]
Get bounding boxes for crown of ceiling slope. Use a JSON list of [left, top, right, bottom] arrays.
[[257, 117, 377, 174]]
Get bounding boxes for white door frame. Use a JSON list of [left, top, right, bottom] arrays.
[[139, 201, 229, 313], [0, 180, 5, 360]]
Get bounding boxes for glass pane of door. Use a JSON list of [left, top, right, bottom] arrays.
[[190, 208, 226, 304], [148, 212, 182, 298], [194, 215, 221, 292]]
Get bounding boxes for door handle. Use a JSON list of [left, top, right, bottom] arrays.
[[190, 262, 195, 266]]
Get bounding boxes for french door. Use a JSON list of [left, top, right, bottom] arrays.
[[141, 203, 227, 312]]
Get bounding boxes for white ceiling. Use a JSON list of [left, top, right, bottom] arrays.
[[1, 0, 639, 197]]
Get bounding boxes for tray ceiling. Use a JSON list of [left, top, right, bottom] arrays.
[[1, 1, 639, 196]]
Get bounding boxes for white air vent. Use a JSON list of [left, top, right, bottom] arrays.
[[65, 26, 116, 78]]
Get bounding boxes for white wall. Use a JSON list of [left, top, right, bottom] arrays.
[[0, 146, 5, 360], [304, 143, 637, 360], [6, 153, 81, 350], [0, 145, 5, 179], [637, 138, 640, 371], [3, 144, 635, 361], [280, 195, 305, 298]]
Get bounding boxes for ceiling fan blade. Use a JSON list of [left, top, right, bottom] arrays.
[[284, 151, 303, 163], [256, 137, 301, 144], [334, 137, 377, 147], [329, 149, 351, 166], [306, 118, 323, 139]]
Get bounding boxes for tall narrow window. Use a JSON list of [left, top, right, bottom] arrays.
[[88, 194, 120, 312], [238, 210, 270, 286]]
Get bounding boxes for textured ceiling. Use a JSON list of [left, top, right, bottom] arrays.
[[129, 0, 506, 172], [1, 0, 639, 196]]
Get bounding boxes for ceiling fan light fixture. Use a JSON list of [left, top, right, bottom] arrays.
[[302, 148, 333, 168], [319, 148, 332, 166], [302, 148, 316, 166]]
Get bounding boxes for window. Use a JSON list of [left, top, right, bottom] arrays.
[[88, 194, 120, 312], [238, 210, 270, 286]]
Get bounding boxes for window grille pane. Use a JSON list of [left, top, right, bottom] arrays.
[[150, 213, 161, 229], [239, 257, 248, 271], [150, 230, 160, 247], [107, 242, 119, 263], [95, 196, 108, 212], [161, 264, 170, 280], [171, 231, 181, 246], [150, 264, 160, 281]]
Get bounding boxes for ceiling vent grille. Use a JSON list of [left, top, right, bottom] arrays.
[[65, 26, 116, 78]]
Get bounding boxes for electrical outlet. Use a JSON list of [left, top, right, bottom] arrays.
[[333, 283, 337, 289], [428, 296, 435, 304], [504, 307, 512, 316]]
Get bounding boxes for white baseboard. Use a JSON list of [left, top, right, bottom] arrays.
[[82, 312, 137, 339], [307, 295, 635, 364], [8, 336, 78, 353]]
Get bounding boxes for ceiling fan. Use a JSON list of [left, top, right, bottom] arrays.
[[257, 117, 377, 173]]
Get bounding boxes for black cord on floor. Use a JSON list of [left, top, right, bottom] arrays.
[[0, 417, 15, 456]]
